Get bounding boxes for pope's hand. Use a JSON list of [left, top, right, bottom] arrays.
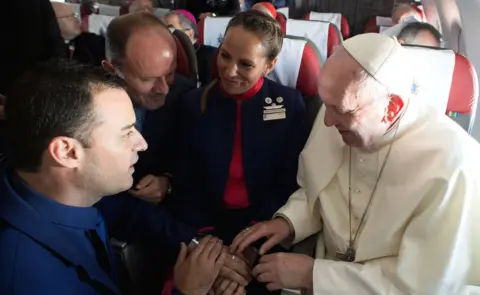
[[174, 236, 226, 295], [230, 218, 293, 255], [252, 253, 314, 291]]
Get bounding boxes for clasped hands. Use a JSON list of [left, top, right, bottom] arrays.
[[175, 218, 314, 295]]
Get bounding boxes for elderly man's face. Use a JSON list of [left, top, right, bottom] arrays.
[[120, 28, 176, 110], [164, 14, 195, 44], [319, 50, 395, 148]]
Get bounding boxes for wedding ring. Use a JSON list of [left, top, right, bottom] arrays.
[[243, 227, 250, 232]]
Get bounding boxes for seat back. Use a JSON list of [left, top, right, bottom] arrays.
[[98, 4, 120, 16], [197, 16, 232, 47], [403, 45, 478, 133], [307, 12, 350, 40], [277, 7, 289, 18], [267, 35, 322, 126], [84, 14, 114, 36], [286, 19, 339, 64], [172, 29, 198, 84]]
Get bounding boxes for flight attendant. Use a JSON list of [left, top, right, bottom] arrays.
[[169, 9, 309, 294]]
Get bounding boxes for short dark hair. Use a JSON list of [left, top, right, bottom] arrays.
[[397, 22, 442, 46], [105, 11, 171, 65], [225, 10, 283, 61], [5, 59, 125, 172]]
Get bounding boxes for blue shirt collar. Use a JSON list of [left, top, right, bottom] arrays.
[[8, 171, 101, 230]]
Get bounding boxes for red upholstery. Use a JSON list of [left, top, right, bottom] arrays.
[[304, 13, 350, 40], [276, 12, 287, 34], [448, 54, 477, 114], [327, 24, 340, 56], [365, 25, 381, 33], [198, 17, 206, 46], [297, 42, 321, 96], [173, 35, 190, 78], [364, 17, 377, 32]]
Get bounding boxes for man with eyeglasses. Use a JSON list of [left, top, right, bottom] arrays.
[[52, 2, 106, 66], [164, 10, 217, 86]]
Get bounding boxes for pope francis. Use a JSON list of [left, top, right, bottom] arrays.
[[230, 33, 480, 295]]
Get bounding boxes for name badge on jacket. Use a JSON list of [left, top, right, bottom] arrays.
[[263, 97, 286, 121]]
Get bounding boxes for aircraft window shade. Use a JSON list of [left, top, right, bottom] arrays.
[[286, 19, 329, 65]]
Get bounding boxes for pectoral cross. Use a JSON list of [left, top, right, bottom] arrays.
[[336, 247, 356, 262]]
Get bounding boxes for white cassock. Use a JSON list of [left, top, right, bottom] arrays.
[[275, 34, 480, 295]]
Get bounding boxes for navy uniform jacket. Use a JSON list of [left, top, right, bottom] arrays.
[[132, 73, 196, 181], [0, 168, 119, 295], [168, 78, 309, 243]]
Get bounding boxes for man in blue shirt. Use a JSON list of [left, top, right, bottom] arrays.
[[0, 59, 226, 295]]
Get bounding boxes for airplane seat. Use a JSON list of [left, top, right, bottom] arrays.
[[267, 36, 323, 127], [285, 19, 340, 64], [305, 12, 350, 40], [364, 16, 392, 32], [98, 4, 120, 17], [82, 14, 114, 36], [171, 29, 198, 84], [276, 12, 287, 34], [403, 45, 478, 133], [197, 16, 232, 48]]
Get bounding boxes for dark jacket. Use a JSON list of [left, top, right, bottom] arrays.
[[169, 78, 309, 243]]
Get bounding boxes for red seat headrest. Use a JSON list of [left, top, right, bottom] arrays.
[[306, 12, 350, 40], [285, 19, 339, 63], [172, 30, 198, 82], [276, 12, 287, 34], [403, 46, 478, 118]]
